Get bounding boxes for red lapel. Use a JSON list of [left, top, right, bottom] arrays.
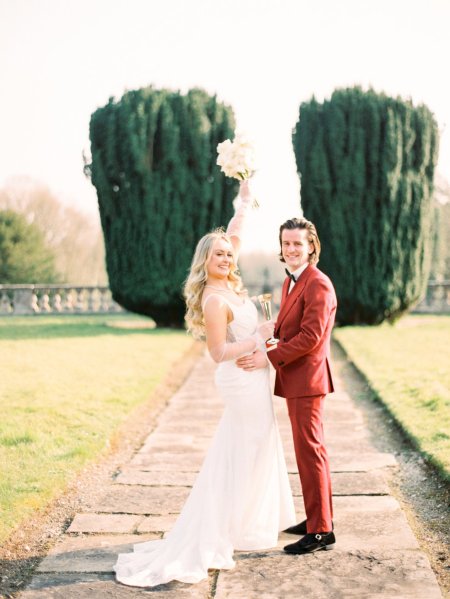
[[280, 277, 290, 306], [276, 265, 314, 330]]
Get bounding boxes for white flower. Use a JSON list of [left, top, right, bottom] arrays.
[[216, 132, 257, 180]]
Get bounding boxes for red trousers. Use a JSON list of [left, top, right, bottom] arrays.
[[287, 394, 333, 533]]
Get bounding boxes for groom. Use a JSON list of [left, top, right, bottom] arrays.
[[237, 217, 337, 554]]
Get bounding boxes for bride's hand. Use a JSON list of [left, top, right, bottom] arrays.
[[257, 320, 274, 341]]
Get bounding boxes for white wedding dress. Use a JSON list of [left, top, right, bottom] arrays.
[[114, 294, 295, 587]]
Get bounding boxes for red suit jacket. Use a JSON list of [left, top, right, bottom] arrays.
[[267, 265, 337, 399]]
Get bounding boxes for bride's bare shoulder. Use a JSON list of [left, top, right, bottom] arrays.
[[201, 292, 227, 311]]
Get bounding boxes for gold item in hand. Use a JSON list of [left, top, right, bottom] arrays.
[[257, 293, 279, 350]]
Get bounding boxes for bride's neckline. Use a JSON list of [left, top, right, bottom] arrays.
[[203, 285, 247, 307], [204, 285, 235, 292]]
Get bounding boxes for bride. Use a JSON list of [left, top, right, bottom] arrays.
[[114, 180, 296, 587]]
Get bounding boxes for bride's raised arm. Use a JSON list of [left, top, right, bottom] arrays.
[[226, 180, 254, 262]]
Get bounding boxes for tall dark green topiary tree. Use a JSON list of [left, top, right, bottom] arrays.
[[293, 87, 439, 325], [87, 87, 237, 326]]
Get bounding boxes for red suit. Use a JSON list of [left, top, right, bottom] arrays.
[[267, 264, 337, 533]]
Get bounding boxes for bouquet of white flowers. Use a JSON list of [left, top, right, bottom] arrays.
[[216, 132, 257, 181]]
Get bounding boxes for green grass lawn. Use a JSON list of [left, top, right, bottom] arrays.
[[334, 315, 450, 480], [0, 314, 193, 544]]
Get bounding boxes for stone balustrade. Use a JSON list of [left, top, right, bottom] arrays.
[[412, 280, 450, 314], [0, 281, 448, 317], [246, 281, 450, 315], [0, 285, 124, 316]]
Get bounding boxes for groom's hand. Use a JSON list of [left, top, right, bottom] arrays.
[[236, 350, 268, 371]]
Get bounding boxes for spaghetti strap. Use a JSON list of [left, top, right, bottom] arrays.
[[202, 292, 246, 313], [202, 293, 235, 314]]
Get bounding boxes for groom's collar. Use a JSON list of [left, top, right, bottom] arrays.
[[286, 262, 309, 282]]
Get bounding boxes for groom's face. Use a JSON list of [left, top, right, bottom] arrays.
[[281, 228, 313, 272]]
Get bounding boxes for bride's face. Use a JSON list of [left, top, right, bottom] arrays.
[[206, 238, 234, 280]]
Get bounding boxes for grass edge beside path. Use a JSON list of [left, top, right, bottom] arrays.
[[333, 316, 450, 483], [0, 319, 195, 544], [332, 341, 450, 596], [0, 338, 205, 599]]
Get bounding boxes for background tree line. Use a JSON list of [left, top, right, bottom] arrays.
[[2, 85, 448, 329], [0, 177, 107, 285], [87, 84, 443, 327]]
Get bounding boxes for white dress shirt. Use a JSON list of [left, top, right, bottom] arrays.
[[288, 262, 309, 293]]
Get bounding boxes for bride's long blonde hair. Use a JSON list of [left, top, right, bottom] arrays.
[[183, 228, 245, 339]]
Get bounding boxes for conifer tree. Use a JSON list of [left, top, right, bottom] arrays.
[[0, 210, 59, 283], [292, 87, 439, 324], [88, 87, 237, 326]]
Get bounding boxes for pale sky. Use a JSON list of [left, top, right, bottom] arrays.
[[1, 0, 449, 252]]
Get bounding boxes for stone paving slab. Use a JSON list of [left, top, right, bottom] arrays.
[[128, 452, 205, 470], [278, 422, 373, 446], [281, 495, 420, 552], [92, 485, 189, 515], [312, 496, 419, 552], [215, 550, 442, 599], [326, 437, 380, 454], [286, 452, 397, 474], [137, 514, 177, 534], [139, 433, 196, 446], [322, 422, 367, 437], [137, 443, 210, 455], [158, 412, 220, 426], [288, 495, 420, 552], [21, 573, 210, 598], [152, 424, 217, 436], [289, 470, 389, 496], [166, 406, 221, 417], [139, 439, 211, 454], [67, 514, 143, 534], [115, 469, 196, 487], [322, 413, 364, 426], [323, 420, 369, 433], [114, 470, 389, 496], [38, 535, 160, 573], [133, 442, 390, 476]]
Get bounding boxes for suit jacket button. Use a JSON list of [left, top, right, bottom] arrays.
[[279, 361, 284, 366]]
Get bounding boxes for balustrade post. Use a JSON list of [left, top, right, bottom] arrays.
[[52, 292, 62, 312], [0, 292, 12, 314], [13, 287, 35, 315], [74, 288, 85, 312], [39, 292, 51, 312], [87, 289, 97, 312], [63, 289, 75, 312], [100, 289, 111, 312]]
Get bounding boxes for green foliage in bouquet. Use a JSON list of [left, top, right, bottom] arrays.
[[87, 87, 238, 326], [0, 210, 59, 284], [293, 87, 439, 325]]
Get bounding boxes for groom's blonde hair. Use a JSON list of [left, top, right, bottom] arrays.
[[278, 218, 321, 266]]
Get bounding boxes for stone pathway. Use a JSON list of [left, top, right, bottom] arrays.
[[20, 349, 443, 598]]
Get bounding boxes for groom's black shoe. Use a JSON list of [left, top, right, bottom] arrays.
[[283, 531, 336, 555], [283, 519, 307, 535], [284, 520, 334, 536]]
